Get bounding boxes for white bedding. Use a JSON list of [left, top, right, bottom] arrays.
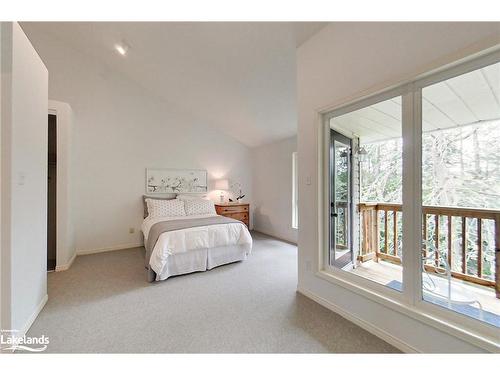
[[142, 214, 252, 280]]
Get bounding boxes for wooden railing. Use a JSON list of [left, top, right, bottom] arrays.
[[335, 200, 349, 250], [358, 202, 500, 298]]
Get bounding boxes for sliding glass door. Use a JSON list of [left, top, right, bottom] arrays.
[[322, 50, 500, 342], [419, 60, 500, 328]]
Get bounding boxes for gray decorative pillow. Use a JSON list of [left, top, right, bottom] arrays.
[[142, 195, 175, 218]]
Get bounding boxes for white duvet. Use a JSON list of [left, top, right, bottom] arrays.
[[142, 214, 252, 278]]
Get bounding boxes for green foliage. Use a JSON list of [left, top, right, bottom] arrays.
[[360, 121, 500, 279], [361, 139, 403, 203]]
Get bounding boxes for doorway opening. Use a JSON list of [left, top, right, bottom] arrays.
[[47, 114, 57, 271]]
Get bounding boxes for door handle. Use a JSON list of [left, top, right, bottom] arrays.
[[331, 212, 338, 218]]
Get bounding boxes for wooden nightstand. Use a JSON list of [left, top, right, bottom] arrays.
[[215, 203, 249, 227]]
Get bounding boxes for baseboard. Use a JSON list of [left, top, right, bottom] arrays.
[[55, 252, 77, 271], [251, 229, 298, 246], [297, 287, 419, 353], [77, 242, 143, 256], [18, 294, 48, 338]]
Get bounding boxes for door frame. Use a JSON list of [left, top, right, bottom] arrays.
[[329, 128, 354, 270]]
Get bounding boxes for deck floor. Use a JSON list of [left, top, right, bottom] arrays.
[[350, 260, 500, 326]]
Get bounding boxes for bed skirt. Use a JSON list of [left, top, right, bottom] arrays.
[[149, 243, 251, 282]]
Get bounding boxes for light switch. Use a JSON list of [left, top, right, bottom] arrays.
[[18, 173, 25, 186], [305, 176, 311, 185]]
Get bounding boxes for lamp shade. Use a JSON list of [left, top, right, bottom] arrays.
[[215, 179, 229, 190]]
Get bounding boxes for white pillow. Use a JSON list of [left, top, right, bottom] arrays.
[[184, 199, 216, 216], [145, 198, 186, 218], [176, 194, 207, 200]]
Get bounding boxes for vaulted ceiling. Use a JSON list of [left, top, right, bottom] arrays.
[[21, 22, 327, 147]]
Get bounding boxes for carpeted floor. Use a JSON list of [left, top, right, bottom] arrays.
[[27, 232, 399, 353]]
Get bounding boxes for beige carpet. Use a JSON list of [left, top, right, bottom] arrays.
[[27, 232, 399, 353]]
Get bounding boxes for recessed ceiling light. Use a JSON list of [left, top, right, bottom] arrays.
[[114, 42, 130, 56]]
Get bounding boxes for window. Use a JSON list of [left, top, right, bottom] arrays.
[[320, 50, 500, 345], [327, 97, 403, 291], [420, 61, 500, 327], [292, 151, 298, 229]]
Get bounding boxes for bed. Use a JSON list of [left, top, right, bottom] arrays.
[[141, 196, 252, 282]]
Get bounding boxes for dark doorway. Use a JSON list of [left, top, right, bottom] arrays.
[[47, 114, 57, 271]]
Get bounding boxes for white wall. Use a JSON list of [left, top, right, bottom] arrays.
[[24, 30, 253, 253], [252, 136, 297, 243], [297, 22, 500, 352], [0, 20, 3, 332], [1, 22, 48, 334]]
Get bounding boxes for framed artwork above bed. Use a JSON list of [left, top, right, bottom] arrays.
[[146, 168, 208, 194]]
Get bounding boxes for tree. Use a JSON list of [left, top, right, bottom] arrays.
[[360, 120, 500, 279]]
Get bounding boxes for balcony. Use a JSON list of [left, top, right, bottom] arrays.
[[356, 202, 500, 327]]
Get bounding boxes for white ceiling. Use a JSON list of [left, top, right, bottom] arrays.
[[331, 62, 500, 143], [21, 22, 327, 147]]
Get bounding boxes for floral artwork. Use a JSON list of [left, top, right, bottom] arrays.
[[146, 169, 207, 194]]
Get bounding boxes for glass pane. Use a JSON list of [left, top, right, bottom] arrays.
[[329, 95, 403, 292], [330, 136, 351, 268], [421, 61, 500, 327], [334, 140, 349, 256], [292, 152, 298, 229]]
